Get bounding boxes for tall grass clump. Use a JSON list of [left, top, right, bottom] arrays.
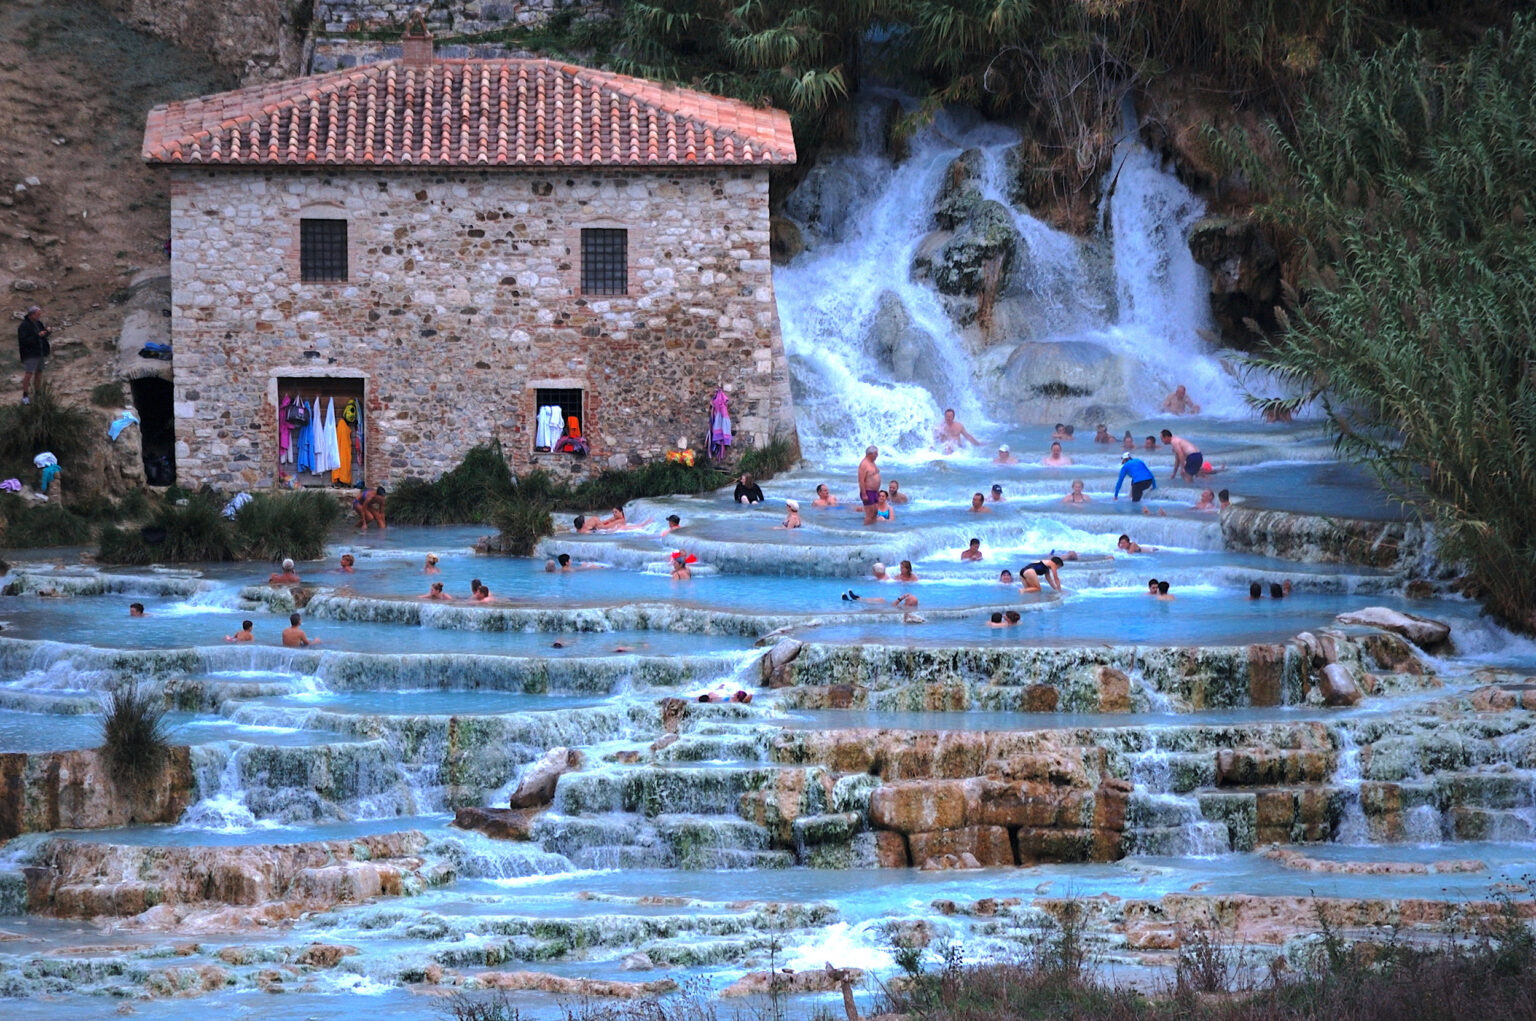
[[99, 682, 170, 789], [1230, 15, 1536, 631], [97, 489, 340, 564], [232, 489, 342, 560], [0, 494, 97, 547], [390, 440, 517, 525], [0, 383, 95, 481]]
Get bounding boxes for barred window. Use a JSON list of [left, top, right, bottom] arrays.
[[300, 218, 348, 282], [580, 228, 628, 295]]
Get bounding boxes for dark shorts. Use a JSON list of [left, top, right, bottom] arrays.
[[1130, 479, 1154, 502], [861, 489, 880, 506], [21, 357, 44, 374], [1183, 451, 1203, 477]]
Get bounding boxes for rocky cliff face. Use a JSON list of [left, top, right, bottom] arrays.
[[102, 0, 310, 82], [0, 746, 195, 840]]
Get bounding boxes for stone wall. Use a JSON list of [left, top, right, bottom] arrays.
[[0, 747, 195, 841], [167, 165, 796, 488], [103, 0, 311, 82]]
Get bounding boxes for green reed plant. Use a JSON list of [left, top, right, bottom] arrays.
[[1229, 15, 1536, 631], [389, 440, 518, 525], [0, 496, 97, 548], [99, 681, 170, 790], [232, 489, 342, 561], [0, 383, 95, 481]]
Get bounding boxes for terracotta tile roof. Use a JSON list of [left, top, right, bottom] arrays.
[[142, 59, 796, 168]]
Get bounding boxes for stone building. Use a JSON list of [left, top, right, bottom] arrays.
[[142, 30, 797, 489]]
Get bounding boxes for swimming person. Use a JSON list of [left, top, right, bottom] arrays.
[[1051, 423, 1074, 440], [128, 602, 147, 617], [225, 620, 255, 642], [871, 562, 891, 582], [1156, 580, 1175, 600], [424, 553, 441, 574], [777, 499, 803, 529], [1148, 578, 1160, 596], [1062, 479, 1090, 504], [1218, 489, 1231, 510], [961, 538, 984, 562], [896, 560, 918, 582], [1249, 582, 1263, 599], [1113, 452, 1158, 509], [886, 479, 909, 504], [268, 558, 302, 584], [1117, 534, 1158, 554], [734, 473, 765, 505], [281, 613, 319, 647], [874, 490, 894, 522], [1270, 582, 1285, 598], [1161, 430, 1204, 482], [969, 492, 992, 513], [1161, 384, 1201, 415], [999, 569, 1014, 585], [671, 556, 692, 581], [994, 444, 1018, 465], [420, 582, 455, 600], [989, 484, 1005, 502], [662, 514, 683, 534], [1019, 555, 1064, 593], [338, 553, 355, 573], [1193, 489, 1218, 512], [1042, 441, 1073, 466], [859, 446, 882, 526], [1094, 424, 1114, 444], [812, 484, 839, 508], [936, 408, 981, 451]]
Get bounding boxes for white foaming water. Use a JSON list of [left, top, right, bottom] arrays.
[[776, 95, 1246, 464], [1333, 730, 1370, 845]]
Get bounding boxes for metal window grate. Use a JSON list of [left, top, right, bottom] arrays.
[[580, 228, 627, 295], [300, 218, 348, 282], [536, 388, 584, 436]]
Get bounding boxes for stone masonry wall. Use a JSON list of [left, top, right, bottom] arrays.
[[309, 1, 613, 72], [103, 0, 311, 82], [167, 165, 796, 488]]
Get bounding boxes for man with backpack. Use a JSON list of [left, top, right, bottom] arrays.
[[17, 304, 50, 404]]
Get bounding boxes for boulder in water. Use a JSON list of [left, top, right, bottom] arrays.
[[1336, 607, 1452, 651], [508, 747, 584, 809], [1187, 214, 1280, 346], [769, 215, 804, 264], [998, 340, 1136, 422], [453, 806, 544, 841], [783, 163, 866, 241], [930, 192, 1019, 296], [863, 291, 947, 394], [761, 637, 804, 687], [1319, 663, 1363, 706]]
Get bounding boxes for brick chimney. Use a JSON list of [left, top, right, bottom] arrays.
[[401, 11, 434, 66]]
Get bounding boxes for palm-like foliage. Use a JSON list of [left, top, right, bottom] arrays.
[[1237, 16, 1536, 629]]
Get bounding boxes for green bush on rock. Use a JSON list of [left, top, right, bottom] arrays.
[[1232, 15, 1536, 631], [97, 489, 340, 564], [99, 682, 169, 790]]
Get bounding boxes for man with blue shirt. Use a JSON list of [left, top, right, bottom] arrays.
[[1113, 450, 1157, 510]]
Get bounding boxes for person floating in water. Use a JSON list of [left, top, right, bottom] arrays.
[[1051, 423, 1075, 441], [999, 569, 1014, 585], [733, 473, 765, 505], [662, 514, 682, 534], [969, 492, 992, 514], [1113, 452, 1158, 510], [871, 561, 891, 582], [338, 553, 355, 573], [886, 479, 909, 504], [268, 558, 302, 585], [1117, 534, 1157, 554], [858, 446, 882, 526], [420, 582, 455, 600], [128, 602, 147, 617], [873, 490, 894, 522], [777, 499, 802, 529], [1156, 580, 1175, 600], [1019, 555, 1064, 593], [424, 553, 440, 574], [1249, 582, 1263, 599], [1042, 441, 1072, 466], [812, 484, 839, 508], [994, 444, 1018, 465], [1149, 578, 1161, 596], [896, 560, 918, 582], [225, 619, 255, 642], [989, 484, 1005, 502], [1063, 479, 1090, 504], [961, 538, 984, 562], [1122, 431, 1135, 451], [936, 408, 981, 451], [1144, 435, 1159, 451], [282, 612, 319, 647], [1094, 423, 1114, 444], [1161, 384, 1201, 415], [1193, 489, 1218, 512]]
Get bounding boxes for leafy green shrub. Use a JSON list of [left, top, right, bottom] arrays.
[[1234, 16, 1536, 631], [390, 440, 517, 525], [232, 490, 342, 561], [0, 384, 95, 481], [90, 382, 125, 407], [0, 495, 96, 547], [569, 459, 719, 509], [99, 682, 169, 789]]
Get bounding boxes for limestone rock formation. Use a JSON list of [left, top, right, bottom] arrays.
[[1337, 607, 1452, 652], [469, 970, 678, 997], [1319, 664, 1363, 706], [783, 163, 869, 241], [1187, 215, 1281, 343], [508, 747, 585, 809], [998, 341, 1136, 425], [452, 806, 545, 841], [861, 292, 948, 395], [0, 746, 195, 840]]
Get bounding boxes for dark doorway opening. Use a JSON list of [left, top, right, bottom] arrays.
[[130, 377, 176, 486]]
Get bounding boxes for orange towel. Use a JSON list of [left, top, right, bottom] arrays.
[[332, 417, 353, 486]]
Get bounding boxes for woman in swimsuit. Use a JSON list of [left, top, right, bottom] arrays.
[[1019, 556, 1064, 593], [1062, 479, 1090, 504], [874, 490, 893, 522]]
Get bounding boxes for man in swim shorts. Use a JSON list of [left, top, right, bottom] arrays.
[[936, 408, 981, 451], [1161, 430, 1203, 482], [858, 446, 882, 526]]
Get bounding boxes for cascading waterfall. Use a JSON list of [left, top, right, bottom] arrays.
[[777, 94, 1247, 463]]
